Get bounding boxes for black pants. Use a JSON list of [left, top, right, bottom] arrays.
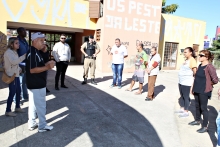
[[194, 93, 209, 127], [178, 84, 191, 110], [55, 61, 68, 87]]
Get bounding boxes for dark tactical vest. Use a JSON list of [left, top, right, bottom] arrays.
[[85, 42, 96, 56]]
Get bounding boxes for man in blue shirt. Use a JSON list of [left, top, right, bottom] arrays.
[[14, 27, 29, 103]]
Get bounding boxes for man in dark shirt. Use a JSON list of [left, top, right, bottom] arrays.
[[13, 27, 29, 105], [26, 32, 55, 133]]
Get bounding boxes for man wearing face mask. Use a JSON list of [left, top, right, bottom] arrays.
[[52, 34, 71, 90], [80, 35, 100, 85]]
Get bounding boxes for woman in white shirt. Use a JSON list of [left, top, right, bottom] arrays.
[[176, 47, 197, 118], [4, 37, 26, 117]]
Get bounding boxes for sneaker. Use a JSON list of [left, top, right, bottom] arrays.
[[29, 123, 38, 131], [38, 125, 53, 133], [109, 84, 114, 88], [118, 85, 122, 89], [5, 112, 17, 117], [175, 110, 184, 113], [15, 108, 25, 113], [179, 112, 189, 118]]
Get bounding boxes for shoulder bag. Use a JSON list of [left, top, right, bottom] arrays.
[[1, 70, 16, 84]]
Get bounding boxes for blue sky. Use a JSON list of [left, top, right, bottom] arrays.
[[166, 0, 220, 38]]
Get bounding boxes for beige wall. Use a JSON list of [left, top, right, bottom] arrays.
[[98, 0, 162, 73], [159, 14, 206, 70]]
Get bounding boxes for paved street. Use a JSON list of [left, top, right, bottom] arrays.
[[0, 65, 220, 147]]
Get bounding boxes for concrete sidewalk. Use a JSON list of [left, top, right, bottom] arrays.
[[0, 65, 219, 147]]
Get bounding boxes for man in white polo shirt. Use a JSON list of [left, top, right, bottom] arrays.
[[145, 47, 161, 101], [110, 38, 128, 89]]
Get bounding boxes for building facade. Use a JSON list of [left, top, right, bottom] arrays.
[[0, 0, 162, 73], [159, 14, 206, 70], [215, 26, 220, 40]]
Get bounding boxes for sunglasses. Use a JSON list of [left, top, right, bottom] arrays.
[[61, 38, 66, 40], [199, 54, 205, 57]]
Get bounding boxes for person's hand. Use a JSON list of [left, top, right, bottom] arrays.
[[190, 89, 194, 95], [46, 61, 55, 69], [93, 54, 97, 57], [85, 54, 88, 57], [146, 69, 151, 74]]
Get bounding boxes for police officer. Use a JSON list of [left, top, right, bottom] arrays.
[[80, 35, 100, 85]]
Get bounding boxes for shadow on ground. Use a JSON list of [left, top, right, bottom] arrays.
[[186, 99, 218, 147], [0, 69, 163, 147]]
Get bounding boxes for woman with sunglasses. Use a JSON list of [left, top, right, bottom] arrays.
[[4, 37, 26, 117], [189, 50, 218, 133], [176, 47, 197, 118]]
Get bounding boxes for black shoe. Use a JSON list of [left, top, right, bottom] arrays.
[[55, 87, 59, 90], [61, 85, 68, 88], [46, 88, 50, 93], [82, 78, 87, 85], [188, 121, 200, 126], [145, 97, 153, 101], [197, 127, 208, 133], [91, 79, 97, 85]]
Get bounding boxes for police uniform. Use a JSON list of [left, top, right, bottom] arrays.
[[81, 41, 100, 85]]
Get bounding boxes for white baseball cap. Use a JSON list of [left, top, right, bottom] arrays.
[[31, 32, 46, 41]]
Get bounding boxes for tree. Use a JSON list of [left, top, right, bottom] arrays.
[[162, 0, 179, 14], [208, 37, 220, 51]]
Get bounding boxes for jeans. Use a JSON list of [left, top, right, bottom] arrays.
[[178, 84, 191, 110], [55, 61, 68, 87], [6, 77, 21, 112], [13, 72, 28, 102], [28, 88, 47, 129], [216, 112, 220, 146], [194, 93, 209, 127], [112, 64, 124, 86]]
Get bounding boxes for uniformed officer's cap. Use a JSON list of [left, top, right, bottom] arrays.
[[89, 35, 94, 39]]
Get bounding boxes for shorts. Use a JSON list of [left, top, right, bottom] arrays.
[[132, 75, 144, 83]]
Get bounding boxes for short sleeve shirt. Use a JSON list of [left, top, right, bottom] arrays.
[[133, 50, 148, 77], [178, 57, 197, 86], [81, 42, 100, 50], [26, 46, 47, 89], [135, 50, 148, 70], [111, 45, 128, 64], [147, 54, 161, 76]]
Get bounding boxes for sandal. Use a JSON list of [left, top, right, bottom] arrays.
[[125, 89, 132, 92], [134, 91, 142, 95]]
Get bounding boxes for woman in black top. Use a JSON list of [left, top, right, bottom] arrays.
[[189, 50, 218, 133], [39, 43, 50, 93]]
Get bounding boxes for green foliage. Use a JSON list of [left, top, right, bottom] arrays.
[[162, 0, 179, 14], [208, 37, 220, 51]]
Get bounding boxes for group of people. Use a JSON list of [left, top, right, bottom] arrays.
[[80, 37, 161, 101], [3, 28, 59, 132], [176, 47, 220, 138], [2, 30, 162, 133], [2, 28, 220, 147]]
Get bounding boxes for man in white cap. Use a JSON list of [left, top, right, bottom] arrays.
[[26, 32, 55, 132]]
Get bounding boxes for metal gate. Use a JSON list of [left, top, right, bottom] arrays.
[[163, 42, 179, 70]]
